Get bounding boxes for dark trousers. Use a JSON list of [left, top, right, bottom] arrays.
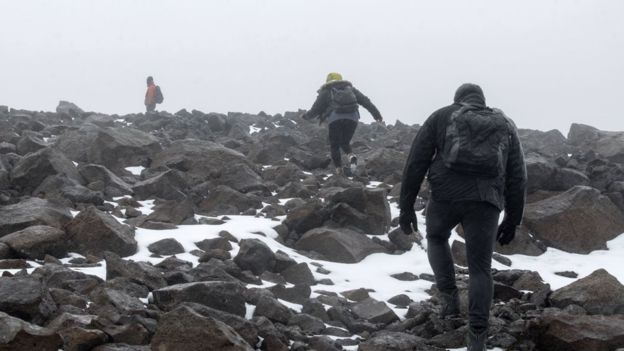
[[328, 119, 357, 167], [146, 103, 156, 113], [425, 199, 500, 331]]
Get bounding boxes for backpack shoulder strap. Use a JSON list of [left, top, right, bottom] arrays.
[[449, 103, 475, 122]]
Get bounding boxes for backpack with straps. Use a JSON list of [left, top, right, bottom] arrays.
[[155, 86, 164, 104], [442, 104, 512, 178], [329, 85, 358, 113]]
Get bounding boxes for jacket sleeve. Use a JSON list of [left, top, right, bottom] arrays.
[[304, 89, 329, 120], [399, 115, 437, 213], [503, 120, 527, 226], [353, 88, 382, 121]]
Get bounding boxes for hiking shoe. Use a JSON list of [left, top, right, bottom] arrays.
[[348, 153, 358, 172], [335, 167, 344, 177], [466, 328, 488, 351], [439, 289, 460, 318]]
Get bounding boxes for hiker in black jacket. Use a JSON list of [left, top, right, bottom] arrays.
[[302, 72, 383, 176], [399, 83, 527, 351]]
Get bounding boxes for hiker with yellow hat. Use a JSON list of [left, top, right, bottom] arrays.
[[302, 72, 383, 176]]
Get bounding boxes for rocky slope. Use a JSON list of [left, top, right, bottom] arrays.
[[0, 101, 623, 350]]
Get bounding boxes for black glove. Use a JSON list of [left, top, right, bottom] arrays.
[[301, 112, 312, 120], [497, 222, 516, 246], [399, 210, 418, 235]]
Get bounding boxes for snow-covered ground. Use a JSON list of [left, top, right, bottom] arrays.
[[2, 188, 623, 351]]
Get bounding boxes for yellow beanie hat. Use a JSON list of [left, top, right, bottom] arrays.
[[326, 72, 343, 83]]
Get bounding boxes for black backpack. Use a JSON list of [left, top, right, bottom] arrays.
[[329, 85, 358, 113], [155, 86, 164, 104], [442, 104, 512, 178]]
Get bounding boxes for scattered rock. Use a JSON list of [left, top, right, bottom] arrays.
[[0, 225, 68, 260], [147, 238, 185, 255], [66, 206, 137, 257], [0, 197, 72, 237], [233, 239, 276, 275], [152, 281, 247, 317], [295, 227, 386, 263], [0, 311, 63, 350], [524, 186, 624, 253], [151, 305, 253, 351], [549, 268, 624, 315]]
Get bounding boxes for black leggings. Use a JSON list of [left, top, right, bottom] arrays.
[[328, 119, 357, 167]]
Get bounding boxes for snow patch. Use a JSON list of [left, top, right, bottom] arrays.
[[125, 166, 145, 175]]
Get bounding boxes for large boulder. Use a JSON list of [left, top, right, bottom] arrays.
[[253, 295, 293, 324], [104, 252, 167, 291], [0, 276, 57, 325], [53, 124, 162, 173], [180, 302, 259, 347], [362, 148, 406, 180], [33, 174, 104, 206], [88, 287, 146, 320], [261, 163, 305, 187], [66, 206, 137, 257], [568, 123, 624, 163], [525, 153, 589, 193], [358, 332, 443, 351], [10, 147, 82, 192], [56, 100, 84, 117], [151, 305, 252, 351], [248, 138, 292, 165], [549, 269, 624, 315], [0, 311, 62, 351], [78, 164, 133, 197], [530, 311, 624, 351], [282, 200, 328, 237], [131, 169, 188, 201], [197, 185, 262, 216], [328, 187, 391, 235], [152, 281, 246, 317], [0, 225, 68, 260], [295, 227, 386, 263], [351, 298, 399, 324], [151, 139, 263, 191], [523, 186, 624, 253], [287, 148, 332, 171], [16, 132, 48, 156], [0, 197, 72, 237], [233, 239, 276, 275], [143, 198, 194, 224], [31, 264, 103, 295], [518, 128, 571, 158]]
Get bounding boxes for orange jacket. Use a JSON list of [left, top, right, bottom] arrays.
[[145, 84, 156, 105]]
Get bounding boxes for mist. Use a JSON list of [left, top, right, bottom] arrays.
[[1, 0, 622, 134]]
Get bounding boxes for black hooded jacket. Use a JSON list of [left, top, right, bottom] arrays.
[[399, 84, 527, 226], [303, 80, 382, 122]]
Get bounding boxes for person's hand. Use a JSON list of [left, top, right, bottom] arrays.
[[399, 210, 418, 235], [497, 222, 516, 245]]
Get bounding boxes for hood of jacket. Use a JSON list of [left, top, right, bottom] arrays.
[[318, 80, 353, 93], [454, 83, 486, 108]]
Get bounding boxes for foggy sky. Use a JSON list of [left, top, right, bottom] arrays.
[[1, 0, 622, 134]]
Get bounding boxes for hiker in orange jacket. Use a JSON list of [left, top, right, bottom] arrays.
[[145, 76, 157, 112]]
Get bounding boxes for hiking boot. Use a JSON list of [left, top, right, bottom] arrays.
[[439, 289, 460, 318], [466, 328, 488, 351], [334, 167, 344, 177], [348, 153, 358, 172]]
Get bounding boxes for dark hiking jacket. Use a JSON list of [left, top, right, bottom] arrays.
[[303, 80, 382, 123], [399, 85, 527, 226]]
